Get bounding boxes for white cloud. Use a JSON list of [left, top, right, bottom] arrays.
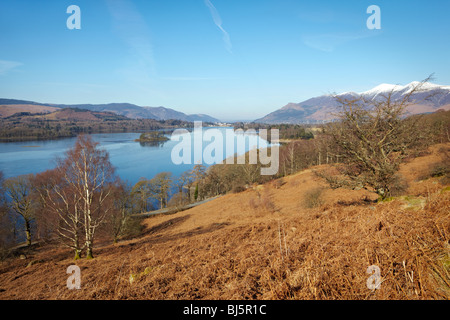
[[204, 0, 232, 54], [0, 60, 23, 75]]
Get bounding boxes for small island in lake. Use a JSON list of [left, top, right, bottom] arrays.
[[135, 131, 170, 143]]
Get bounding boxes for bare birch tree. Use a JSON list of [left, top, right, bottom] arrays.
[[59, 135, 116, 259], [33, 169, 84, 259]]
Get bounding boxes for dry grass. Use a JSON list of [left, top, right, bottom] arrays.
[[302, 187, 325, 209], [248, 188, 278, 215], [0, 143, 449, 300], [0, 105, 59, 118]]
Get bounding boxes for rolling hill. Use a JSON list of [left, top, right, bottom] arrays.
[[0, 104, 59, 118], [142, 106, 219, 123], [35, 108, 130, 121], [0, 99, 220, 123], [0, 106, 193, 142]]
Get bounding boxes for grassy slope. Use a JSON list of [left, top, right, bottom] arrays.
[[0, 105, 59, 118], [0, 144, 449, 300]]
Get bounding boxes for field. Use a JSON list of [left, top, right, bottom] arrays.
[[0, 143, 448, 300]]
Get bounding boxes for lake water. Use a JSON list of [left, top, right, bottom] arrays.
[[0, 127, 271, 186]]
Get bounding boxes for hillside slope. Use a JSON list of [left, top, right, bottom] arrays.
[[35, 108, 129, 121], [255, 82, 450, 124], [0, 99, 221, 123], [0, 104, 59, 118], [0, 144, 449, 300]]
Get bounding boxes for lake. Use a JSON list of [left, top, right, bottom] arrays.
[[0, 127, 272, 186]]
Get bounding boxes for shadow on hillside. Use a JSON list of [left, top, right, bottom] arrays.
[[139, 218, 231, 246], [97, 215, 231, 255], [142, 215, 192, 237], [335, 196, 377, 206]]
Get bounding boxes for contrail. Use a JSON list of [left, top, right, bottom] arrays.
[[204, 0, 232, 54], [106, 0, 156, 80], [0, 60, 22, 75]]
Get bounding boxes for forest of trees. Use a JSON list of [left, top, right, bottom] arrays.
[[234, 122, 315, 141], [0, 113, 192, 142], [1, 79, 449, 260]]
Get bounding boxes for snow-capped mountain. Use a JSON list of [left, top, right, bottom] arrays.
[[359, 81, 450, 102], [255, 82, 450, 124]]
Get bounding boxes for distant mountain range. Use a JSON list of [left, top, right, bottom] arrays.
[[255, 82, 450, 124], [0, 99, 220, 123]]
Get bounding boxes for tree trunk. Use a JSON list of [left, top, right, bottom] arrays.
[[25, 220, 32, 247], [74, 233, 81, 260], [86, 243, 94, 259], [194, 184, 199, 201]]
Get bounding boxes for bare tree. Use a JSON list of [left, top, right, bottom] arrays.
[[0, 171, 6, 220], [176, 171, 193, 195], [325, 76, 434, 199], [58, 135, 116, 259], [190, 164, 207, 201], [285, 142, 297, 174], [131, 178, 154, 213], [202, 165, 226, 196], [109, 181, 134, 243], [4, 174, 36, 246], [0, 171, 14, 257], [170, 171, 193, 205], [33, 169, 84, 259], [150, 172, 172, 209]]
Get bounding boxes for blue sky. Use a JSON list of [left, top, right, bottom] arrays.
[[0, 0, 449, 121]]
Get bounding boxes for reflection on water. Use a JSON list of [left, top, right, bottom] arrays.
[[138, 140, 167, 148], [0, 128, 271, 185]]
